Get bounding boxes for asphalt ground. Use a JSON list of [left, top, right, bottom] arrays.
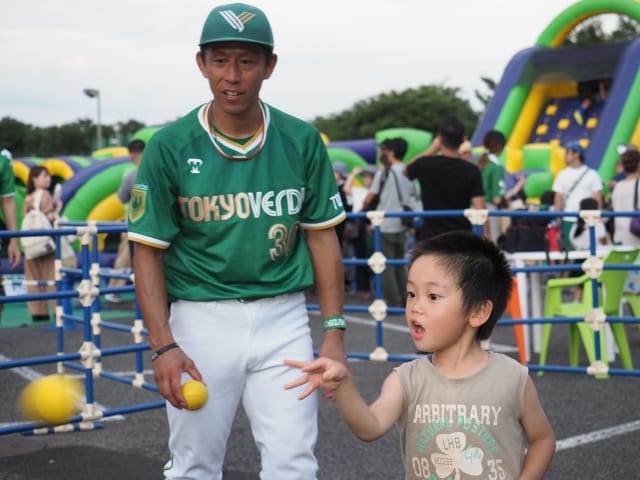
[[1, 292, 640, 479]]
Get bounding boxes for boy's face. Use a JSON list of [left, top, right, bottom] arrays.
[[405, 255, 470, 353]]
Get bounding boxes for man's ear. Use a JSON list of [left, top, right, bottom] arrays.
[[263, 53, 278, 80], [469, 300, 492, 328], [196, 51, 208, 78]]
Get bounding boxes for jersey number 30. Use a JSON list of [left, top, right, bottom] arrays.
[[268, 223, 300, 261]]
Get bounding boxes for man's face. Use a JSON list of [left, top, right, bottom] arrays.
[[379, 148, 391, 166], [196, 42, 277, 118], [565, 149, 581, 166]]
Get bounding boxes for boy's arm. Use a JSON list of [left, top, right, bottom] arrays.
[[519, 377, 556, 479], [553, 191, 564, 223], [336, 369, 404, 441], [284, 358, 404, 441]]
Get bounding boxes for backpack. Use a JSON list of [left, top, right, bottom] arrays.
[[21, 190, 56, 260], [498, 210, 556, 253]]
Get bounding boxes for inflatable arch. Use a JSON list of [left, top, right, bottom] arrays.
[[471, 0, 640, 196]]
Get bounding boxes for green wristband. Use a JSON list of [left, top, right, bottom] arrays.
[[323, 315, 347, 331]]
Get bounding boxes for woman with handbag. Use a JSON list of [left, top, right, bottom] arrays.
[[22, 166, 62, 322], [611, 148, 640, 247]]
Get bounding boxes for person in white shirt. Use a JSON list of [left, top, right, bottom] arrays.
[[611, 148, 640, 247], [553, 141, 603, 249]]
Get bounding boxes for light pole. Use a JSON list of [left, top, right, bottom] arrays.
[[83, 88, 102, 150]]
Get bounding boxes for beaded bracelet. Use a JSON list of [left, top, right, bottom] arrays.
[[323, 315, 347, 331], [151, 342, 180, 362]]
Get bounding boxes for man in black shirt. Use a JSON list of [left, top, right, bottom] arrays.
[[405, 116, 486, 240]]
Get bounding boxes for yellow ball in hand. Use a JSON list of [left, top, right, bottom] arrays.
[[18, 374, 85, 425], [182, 380, 208, 411]]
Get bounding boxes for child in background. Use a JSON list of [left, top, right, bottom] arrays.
[[285, 231, 555, 480], [569, 197, 610, 251], [568, 197, 611, 302]]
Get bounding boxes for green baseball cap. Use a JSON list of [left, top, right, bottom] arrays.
[[199, 3, 274, 51]]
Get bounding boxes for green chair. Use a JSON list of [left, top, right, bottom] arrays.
[[539, 248, 639, 376], [622, 258, 640, 325]]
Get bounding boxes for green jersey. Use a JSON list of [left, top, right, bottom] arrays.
[[0, 152, 16, 198], [481, 160, 504, 205], [128, 102, 345, 302]]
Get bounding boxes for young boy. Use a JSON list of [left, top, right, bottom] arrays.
[[285, 231, 555, 479]]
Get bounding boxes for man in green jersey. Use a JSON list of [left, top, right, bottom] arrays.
[[0, 149, 22, 320], [128, 3, 347, 479]]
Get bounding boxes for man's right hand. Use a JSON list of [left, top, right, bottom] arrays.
[[152, 347, 202, 409]]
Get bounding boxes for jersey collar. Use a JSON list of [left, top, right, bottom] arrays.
[[198, 100, 271, 160]]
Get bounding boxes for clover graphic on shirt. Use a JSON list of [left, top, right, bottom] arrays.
[[430, 432, 484, 479]]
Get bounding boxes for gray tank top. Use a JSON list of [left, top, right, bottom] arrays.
[[394, 352, 529, 480]]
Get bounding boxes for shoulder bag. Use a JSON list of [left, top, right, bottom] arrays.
[[389, 169, 415, 228], [21, 190, 56, 260], [364, 168, 388, 211]]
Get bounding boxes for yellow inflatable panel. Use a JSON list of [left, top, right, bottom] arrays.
[[92, 146, 129, 159], [42, 158, 75, 180], [87, 193, 125, 250]]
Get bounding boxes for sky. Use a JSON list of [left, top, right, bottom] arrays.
[[2, 0, 588, 129]]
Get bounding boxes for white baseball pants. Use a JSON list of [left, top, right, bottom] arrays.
[[163, 292, 318, 480]]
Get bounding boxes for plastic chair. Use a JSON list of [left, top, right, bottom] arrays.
[[539, 248, 639, 375], [623, 293, 640, 322], [622, 257, 640, 328]]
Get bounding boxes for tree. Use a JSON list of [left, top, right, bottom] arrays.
[[0, 117, 32, 155], [474, 77, 498, 111], [0, 117, 147, 156], [116, 119, 146, 142], [311, 84, 479, 141], [563, 14, 640, 46]]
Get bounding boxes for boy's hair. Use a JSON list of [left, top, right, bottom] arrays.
[[573, 197, 599, 238], [408, 231, 512, 341], [482, 130, 507, 154], [621, 149, 639, 174], [540, 190, 555, 207], [379, 137, 408, 161], [127, 139, 145, 154], [437, 116, 466, 151]]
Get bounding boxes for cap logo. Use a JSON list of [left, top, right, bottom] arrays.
[[218, 10, 256, 32]]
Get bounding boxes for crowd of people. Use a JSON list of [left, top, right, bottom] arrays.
[[337, 122, 640, 307]]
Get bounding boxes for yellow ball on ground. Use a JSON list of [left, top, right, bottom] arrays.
[[18, 374, 85, 425], [182, 380, 208, 411]]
